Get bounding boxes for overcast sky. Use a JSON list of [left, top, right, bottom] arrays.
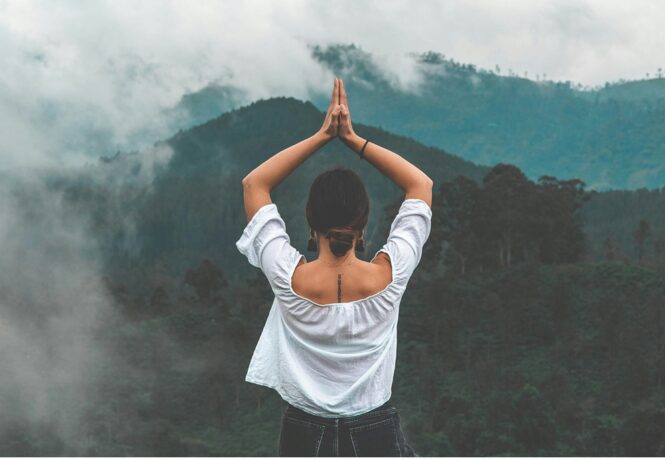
[[2, 0, 665, 169]]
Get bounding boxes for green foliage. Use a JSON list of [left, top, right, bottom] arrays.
[[435, 164, 590, 273], [581, 187, 665, 264], [511, 383, 557, 454], [6, 95, 665, 455]]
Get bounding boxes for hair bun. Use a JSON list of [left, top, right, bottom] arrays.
[[325, 228, 356, 257]]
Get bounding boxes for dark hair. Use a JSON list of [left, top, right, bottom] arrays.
[[306, 166, 369, 257]]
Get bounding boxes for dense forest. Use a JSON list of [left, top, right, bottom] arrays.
[[0, 97, 663, 455]]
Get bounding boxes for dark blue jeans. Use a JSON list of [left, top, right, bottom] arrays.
[[278, 399, 418, 456]]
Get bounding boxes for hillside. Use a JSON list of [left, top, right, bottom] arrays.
[[75, 96, 491, 292], [174, 44, 665, 190], [583, 78, 665, 103], [3, 95, 664, 456], [58, 96, 665, 288]]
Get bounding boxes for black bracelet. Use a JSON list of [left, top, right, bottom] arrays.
[[358, 139, 369, 159]]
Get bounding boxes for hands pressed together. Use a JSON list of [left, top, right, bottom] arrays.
[[318, 78, 359, 148]]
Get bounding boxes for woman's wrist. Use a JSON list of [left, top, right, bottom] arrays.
[[343, 133, 365, 153], [314, 129, 334, 144]]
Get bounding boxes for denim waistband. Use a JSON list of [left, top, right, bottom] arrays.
[[284, 399, 397, 428]]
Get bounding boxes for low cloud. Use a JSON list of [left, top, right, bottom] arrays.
[[2, 0, 664, 171], [0, 142, 174, 453], [0, 169, 118, 452]]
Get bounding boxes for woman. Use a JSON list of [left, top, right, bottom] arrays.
[[236, 78, 432, 456]]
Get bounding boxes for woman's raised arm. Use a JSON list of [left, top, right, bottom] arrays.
[[240, 79, 343, 223], [337, 79, 433, 207]]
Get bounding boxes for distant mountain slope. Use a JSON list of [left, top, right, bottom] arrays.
[[174, 44, 665, 190], [308, 45, 665, 190], [586, 78, 665, 103], [164, 82, 249, 133], [40, 96, 664, 291]]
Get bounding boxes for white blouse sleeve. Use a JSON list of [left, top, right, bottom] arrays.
[[377, 198, 432, 283], [235, 203, 303, 290]]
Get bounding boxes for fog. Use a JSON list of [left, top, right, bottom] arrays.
[[2, 0, 665, 170], [0, 145, 174, 453]]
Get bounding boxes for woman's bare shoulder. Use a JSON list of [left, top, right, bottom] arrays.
[[369, 253, 392, 286], [371, 251, 391, 270]]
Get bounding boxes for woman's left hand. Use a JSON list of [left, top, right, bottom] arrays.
[[318, 78, 342, 142]]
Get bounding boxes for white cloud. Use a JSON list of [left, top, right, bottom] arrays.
[[0, 139, 176, 451], [1, 0, 664, 170], [0, 169, 117, 451]]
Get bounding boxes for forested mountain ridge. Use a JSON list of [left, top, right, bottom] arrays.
[[3, 94, 664, 456], [175, 44, 665, 190], [59, 95, 663, 291], [582, 76, 665, 103], [91, 96, 491, 291], [310, 45, 665, 191]]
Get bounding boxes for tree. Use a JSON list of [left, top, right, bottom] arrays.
[[655, 236, 665, 272], [433, 167, 589, 272], [184, 259, 228, 308], [437, 176, 482, 275], [534, 176, 590, 264], [511, 384, 557, 454], [603, 238, 617, 261], [477, 164, 533, 269], [633, 219, 651, 264]]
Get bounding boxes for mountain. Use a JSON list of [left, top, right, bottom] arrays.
[[44, 95, 665, 293], [163, 82, 250, 133], [54, 94, 665, 291], [308, 45, 665, 191], [584, 78, 665, 103], [175, 44, 665, 190], [73, 96, 491, 291]]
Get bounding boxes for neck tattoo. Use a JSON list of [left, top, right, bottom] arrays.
[[337, 273, 342, 303]]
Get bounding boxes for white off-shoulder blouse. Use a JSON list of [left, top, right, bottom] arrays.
[[235, 198, 432, 417]]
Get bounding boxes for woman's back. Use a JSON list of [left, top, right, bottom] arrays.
[[236, 77, 431, 455], [235, 198, 432, 417], [291, 254, 392, 307]]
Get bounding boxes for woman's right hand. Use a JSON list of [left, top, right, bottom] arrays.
[[337, 79, 357, 144]]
